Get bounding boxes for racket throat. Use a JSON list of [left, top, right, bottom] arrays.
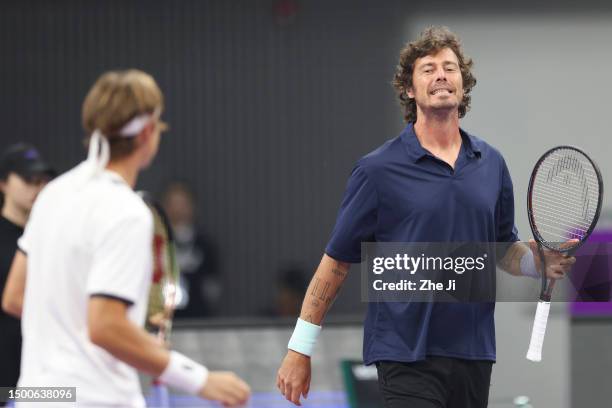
[[539, 278, 555, 302], [539, 293, 552, 302]]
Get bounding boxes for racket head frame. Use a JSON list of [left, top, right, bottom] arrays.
[[527, 144, 604, 254], [138, 191, 180, 342], [527, 145, 604, 301]]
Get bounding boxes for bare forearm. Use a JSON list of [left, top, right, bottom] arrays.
[[299, 254, 350, 325], [91, 317, 170, 376], [2, 251, 27, 318], [497, 241, 530, 276], [88, 298, 170, 377], [1, 288, 23, 318]]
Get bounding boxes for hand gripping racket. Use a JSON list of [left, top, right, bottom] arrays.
[[140, 192, 181, 405], [525, 146, 603, 362]]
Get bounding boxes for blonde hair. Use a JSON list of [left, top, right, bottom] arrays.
[[82, 69, 164, 160]]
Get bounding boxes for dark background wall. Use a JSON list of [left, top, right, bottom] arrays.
[[1, 0, 410, 317], [3, 0, 612, 319]]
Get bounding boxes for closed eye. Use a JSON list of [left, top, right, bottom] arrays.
[[444, 63, 459, 72]]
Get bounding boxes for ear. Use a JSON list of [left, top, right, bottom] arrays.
[[0, 180, 6, 194], [406, 87, 415, 99], [135, 122, 155, 146]]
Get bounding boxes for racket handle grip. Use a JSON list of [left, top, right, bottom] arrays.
[[526, 301, 551, 362]]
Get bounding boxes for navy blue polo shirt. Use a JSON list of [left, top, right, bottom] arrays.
[[325, 123, 519, 364]]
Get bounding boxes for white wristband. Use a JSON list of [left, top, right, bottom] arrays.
[[288, 318, 322, 357], [520, 250, 540, 279], [159, 351, 209, 395]]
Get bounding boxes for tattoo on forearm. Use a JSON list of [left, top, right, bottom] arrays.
[[326, 286, 341, 305], [311, 278, 320, 296], [311, 278, 331, 301], [331, 268, 347, 278], [318, 282, 330, 301]]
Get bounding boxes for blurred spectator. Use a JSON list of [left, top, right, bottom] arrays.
[[161, 181, 220, 318], [0, 143, 54, 393], [263, 266, 308, 317], [276, 267, 308, 317]]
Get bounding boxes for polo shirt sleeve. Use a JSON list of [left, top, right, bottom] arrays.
[[86, 210, 153, 305], [497, 158, 519, 243], [325, 161, 378, 263]]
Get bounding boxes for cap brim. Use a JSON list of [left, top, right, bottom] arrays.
[[17, 161, 56, 179]]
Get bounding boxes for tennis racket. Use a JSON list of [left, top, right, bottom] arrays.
[[525, 146, 603, 362], [140, 192, 181, 406]]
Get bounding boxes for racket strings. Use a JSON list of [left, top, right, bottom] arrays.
[[145, 202, 180, 341], [532, 185, 595, 217], [531, 149, 601, 250], [532, 189, 595, 226]]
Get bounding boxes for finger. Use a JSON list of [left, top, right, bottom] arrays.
[[290, 384, 303, 406], [559, 257, 576, 266], [219, 394, 235, 407], [222, 382, 243, 404], [278, 376, 286, 395], [284, 382, 293, 402], [223, 396, 239, 407], [231, 379, 250, 403], [228, 397, 243, 408], [544, 253, 566, 263], [550, 261, 574, 274], [303, 380, 310, 399], [230, 391, 246, 407], [238, 380, 251, 399], [547, 265, 565, 279], [559, 239, 580, 251], [544, 251, 572, 263], [229, 379, 250, 406]]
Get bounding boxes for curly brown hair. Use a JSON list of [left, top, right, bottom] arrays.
[[393, 26, 476, 123]]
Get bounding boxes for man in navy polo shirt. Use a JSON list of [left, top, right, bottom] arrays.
[[277, 26, 574, 408]]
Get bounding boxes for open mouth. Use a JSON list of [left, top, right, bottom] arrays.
[[430, 88, 453, 95]]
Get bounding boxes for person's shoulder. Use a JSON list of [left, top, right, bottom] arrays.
[[29, 163, 83, 208], [105, 187, 150, 222], [116, 190, 150, 219], [356, 134, 404, 174], [463, 129, 506, 163], [85, 172, 151, 226], [92, 194, 151, 240]]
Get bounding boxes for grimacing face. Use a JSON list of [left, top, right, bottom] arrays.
[[407, 47, 464, 117]]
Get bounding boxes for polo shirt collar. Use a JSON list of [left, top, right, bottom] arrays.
[[400, 122, 482, 163]]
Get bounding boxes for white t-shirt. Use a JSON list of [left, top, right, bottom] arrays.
[[17, 162, 153, 407]]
